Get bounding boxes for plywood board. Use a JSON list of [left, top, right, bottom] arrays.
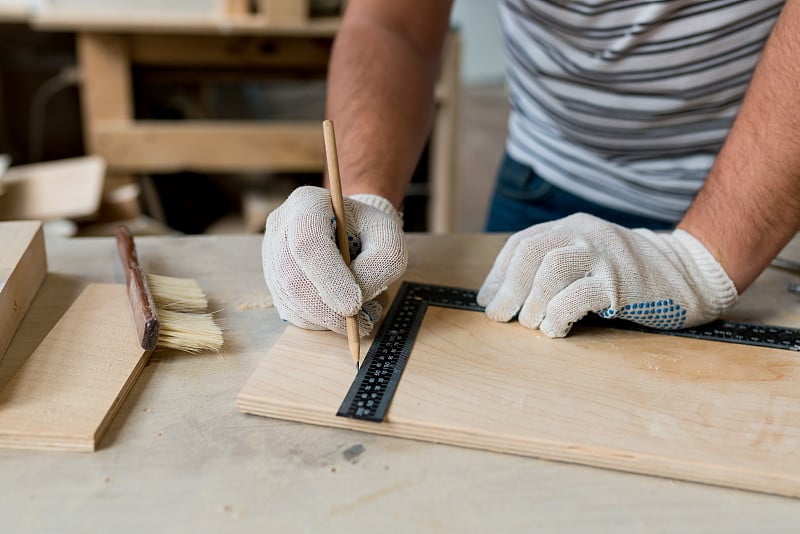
[[0, 283, 148, 451], [0, 156, 105, 221], [0, 221, 46, 360], [239, 296, 800, 497]]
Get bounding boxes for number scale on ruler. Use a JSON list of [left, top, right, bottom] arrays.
[[337, 281, 800, 423]]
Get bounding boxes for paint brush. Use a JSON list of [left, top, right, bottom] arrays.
[[322, 119, 361, 371], [115, 225, 223, 353]]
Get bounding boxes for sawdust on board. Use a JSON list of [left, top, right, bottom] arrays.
[[236, 293, 274, 311]]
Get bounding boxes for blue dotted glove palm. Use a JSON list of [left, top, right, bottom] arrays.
[[477, 213, 739, 337]]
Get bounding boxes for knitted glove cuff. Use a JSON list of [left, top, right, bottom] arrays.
[[349, 194, 402, 221], [672, 229, 739, 314]]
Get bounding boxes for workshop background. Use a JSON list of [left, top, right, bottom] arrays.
[[0, 0, 508, 236]]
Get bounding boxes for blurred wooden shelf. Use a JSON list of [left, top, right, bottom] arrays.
[[33, 0, 340, 34], [32, 12, 341, 36], [36, 0, 459, 233]]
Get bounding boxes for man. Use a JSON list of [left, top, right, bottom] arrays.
[[263, 0, 800, 339]]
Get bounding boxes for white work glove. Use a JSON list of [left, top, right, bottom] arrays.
[[477, 213, 739, 338], [263, 185, 407, 336]]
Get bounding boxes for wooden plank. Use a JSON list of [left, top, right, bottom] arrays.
[[0, 157, 105, 221], [0, 283, 148, 452], [259, 0, 309, 25], [238, 286, 800, 498], [92, 121, 324, 173], [128, 33, 331, 68], [76, 33, 133, 153], [76, 34, 133, 121], [429, 31, 460, 234], [32, 11, 340, 36], [0, 221, 46, 361]]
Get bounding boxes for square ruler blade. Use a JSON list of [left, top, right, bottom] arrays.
[[337, 281, 800, 423]]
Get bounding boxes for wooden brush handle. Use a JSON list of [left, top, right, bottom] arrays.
[[115, 225, 159, 350]]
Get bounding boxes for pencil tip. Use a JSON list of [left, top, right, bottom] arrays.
[[355, 362, 360, 372]]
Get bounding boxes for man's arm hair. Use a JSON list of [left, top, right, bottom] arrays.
[[325, 0, 454, 208], [679, 0, 800, 292]]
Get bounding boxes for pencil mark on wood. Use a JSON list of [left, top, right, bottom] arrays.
[[343, 443, 365, 463]]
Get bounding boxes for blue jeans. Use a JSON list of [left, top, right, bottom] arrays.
[[485, 153, 675, 232]]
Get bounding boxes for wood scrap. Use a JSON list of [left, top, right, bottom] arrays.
[[0, 221, 46, 361], [0, 283, 148, 451], [0, 156, 105, 221]]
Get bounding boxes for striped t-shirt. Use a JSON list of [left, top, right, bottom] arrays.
[[499, 0, 783, 222]]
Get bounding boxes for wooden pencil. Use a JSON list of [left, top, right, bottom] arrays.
[[322, 119, 361, 371]]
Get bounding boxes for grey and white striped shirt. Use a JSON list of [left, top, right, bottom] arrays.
[[499, 0, 783, 222]]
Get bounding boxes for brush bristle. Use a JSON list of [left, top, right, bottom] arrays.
[[157, 309, 223, 353], [146, 273, 208, 313], [146, 273, 223, 353]]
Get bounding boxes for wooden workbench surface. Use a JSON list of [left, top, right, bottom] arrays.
[[2, 233, 800, 531]]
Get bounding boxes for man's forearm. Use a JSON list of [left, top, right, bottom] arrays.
[[325, 1, 452, 208], [679, 0, 800, 292]]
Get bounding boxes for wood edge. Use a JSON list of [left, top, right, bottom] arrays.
[[93, 348, 152, 450], [0, 433, 95, 453], [236, 394, 800, 498], [0, 222, 47, 360]]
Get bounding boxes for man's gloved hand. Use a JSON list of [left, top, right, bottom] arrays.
[[477, 213, 739, 338], [262, 185, 407, 336]]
